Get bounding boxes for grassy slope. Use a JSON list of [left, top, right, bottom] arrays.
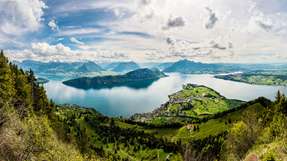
[[50, 106, 183, 161], [142, 102, 266, 143], [2, 53, 286, 161], [174, 103, 265, 143], [148, 97, 287, 161], [0, 105, 87, 161], [216, 73, 287, 86], [0, 53, 182, 161], [133, 84, 244, 125]]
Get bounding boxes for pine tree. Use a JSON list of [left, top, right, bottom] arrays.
[[0, 50, 15, 105], [10, 63, 33, 117], [26, 69, 49, 112], [275, 90, 283, 103]]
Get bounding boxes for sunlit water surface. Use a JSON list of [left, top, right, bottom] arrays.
[[44, 74, 287, 117]]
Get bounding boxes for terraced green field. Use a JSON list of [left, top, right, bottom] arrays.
[[172, 102, 266, 143], [133, 84, 244, 125]]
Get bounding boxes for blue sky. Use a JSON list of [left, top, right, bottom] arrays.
[[1, 0, 287, 63]]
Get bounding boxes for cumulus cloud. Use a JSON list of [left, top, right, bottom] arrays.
[[31, 42, 72, 56], [163, 16, 185, 30], [205, 7, 218, 29], [0, 0, 47, 36], [4, 0, 287, 63], [70, 37, 85, 45], [48, 19, 59, 31], [5, 42, 131, 62]]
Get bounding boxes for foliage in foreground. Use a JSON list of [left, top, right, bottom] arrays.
[[0, 51, 286, 161], [0, 51, 182, 160]]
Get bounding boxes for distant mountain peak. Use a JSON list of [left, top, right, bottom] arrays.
[[111, 61, 140, 73], [163, 59, 217, 73], [77, 62, 104, 72]]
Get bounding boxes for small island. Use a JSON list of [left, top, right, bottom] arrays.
[[215, 73, 287, 86], [63, 68, 166, 89]]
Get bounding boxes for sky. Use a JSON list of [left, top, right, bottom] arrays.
[[1, 0, 287, 63]]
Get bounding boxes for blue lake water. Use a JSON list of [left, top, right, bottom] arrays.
[[44, 74, 287, 117]]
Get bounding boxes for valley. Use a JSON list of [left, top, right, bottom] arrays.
[[2, 1, 287, 160], [1, 52, 286, 161]]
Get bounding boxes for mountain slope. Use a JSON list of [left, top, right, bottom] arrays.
[[107, 61, 140, 73], [0, 52, 181, 160], [76, 62, 104, 73], [163, 59, 220, 74], [0, 51, 86, 160], [163, 59, 243, 74], [17, 60, 106, 80], [1, 51, 287, 161]]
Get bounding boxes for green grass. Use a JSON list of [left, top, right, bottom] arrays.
[[170, 85, 221, 100], [216, 73, 287, 86], [174, 119, 228, 143], [165, 85, 243, 117], [134, 84, 244, 126], [172, 102, 266, 143], [145, 128, 179, 140]]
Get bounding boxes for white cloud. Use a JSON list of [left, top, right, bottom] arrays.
[[0, 0, 46, 36], [99, 0, 287, 62], [3, 0, 287, 63], [48, 19, 58, 31], [31, 42, 72, 56], [53, 0, 135, 14], [58, 28, 103, 36], [70, 37, 85, 45], [6, 42, 131, 62]]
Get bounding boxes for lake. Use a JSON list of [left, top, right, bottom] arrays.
[[44, 74, 287, 117]]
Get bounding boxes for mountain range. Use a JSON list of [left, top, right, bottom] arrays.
[[15, 59, 287, 81], [1, 52, 287, 160], [16, 60, 104, 73], [103, 61, 140, 73], [163, 59, 241, 74]]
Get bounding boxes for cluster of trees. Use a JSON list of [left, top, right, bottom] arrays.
[[0, 51, 86, 161], [50, 106, 183, 160], [0, 52, 183, 160], [0, 50, 50, 117], [124, 118, 184, 128], [1, 50, 286, 161], [184, 132, 226, 161], [185, 91, 287, 161]]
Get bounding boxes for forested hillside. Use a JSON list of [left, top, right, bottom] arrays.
[[0, 51, 286, 161], [0, 51, 181, 160]]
